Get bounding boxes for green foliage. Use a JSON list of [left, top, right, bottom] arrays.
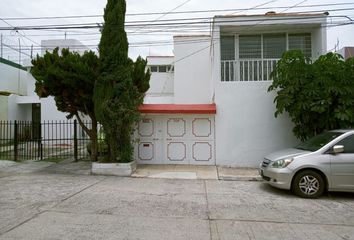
[[94, 0, 150, 163], [31, 48, 98, 119], [269, 50, 354, 140], [31, 48, 100, 161]]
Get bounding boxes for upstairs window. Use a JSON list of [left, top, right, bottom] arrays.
[[239, 35, 262, 59], [263, 33, 286, 59], [220, 36, 235, 60], [289, 33, 312, 57], [149, 65, 174, 73]]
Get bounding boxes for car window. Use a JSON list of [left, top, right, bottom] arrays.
[[296, 131, 344, 152], [335, 134, 354, 153]]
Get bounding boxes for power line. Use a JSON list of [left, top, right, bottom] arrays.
[[4, 20, 352, 51], [0, 16, 41, 47], [2, 2, 354, 20], [0, 14, 345, 31], [130, 0, 192, 34]]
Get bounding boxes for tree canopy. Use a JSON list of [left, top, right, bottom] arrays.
[[94, 0, 150, 163], [269, 50, 354, 140], [31, 48, 100, 160]]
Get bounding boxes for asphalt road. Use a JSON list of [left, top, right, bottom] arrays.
[[0, 166, 354, 239]]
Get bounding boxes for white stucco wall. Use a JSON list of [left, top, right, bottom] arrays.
[[209, 15, 328, 167], [41, 39, 89, 55], [0, 96, 8, 121], [40, 97, 68, 121], [214, 82, 298, 167], [312, 27, 327, 57], [0, 61, 28, 96], [7, 95, 32, 121], [173, 36, 213, 104], [147, 73, 174, 95]]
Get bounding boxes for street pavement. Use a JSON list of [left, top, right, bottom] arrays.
[[0, 161, 354, 240]]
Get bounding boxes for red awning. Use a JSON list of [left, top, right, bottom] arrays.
[[139, 104, 216, 114]]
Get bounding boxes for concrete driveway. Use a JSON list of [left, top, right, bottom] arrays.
[[0, 163, 354, 239]]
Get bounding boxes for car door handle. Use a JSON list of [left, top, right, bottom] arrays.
[[166, 138, 172, 141], [153, 138, 159, 140]]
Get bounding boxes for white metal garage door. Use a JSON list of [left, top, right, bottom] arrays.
[[134, 115, 215, 165]]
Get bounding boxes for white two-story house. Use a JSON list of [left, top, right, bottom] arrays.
[[135, 12, 328, 167]]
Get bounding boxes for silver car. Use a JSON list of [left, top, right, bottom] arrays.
[[260, 129, 354, 198]]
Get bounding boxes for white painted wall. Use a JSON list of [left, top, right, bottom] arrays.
[[0, 96, 8, 121], [0, 60, 28, 95], [209, 14, 328, 167], [7, 95, 32, 121], [173, 36, 212, 104], [214, 82, 298, 167], [146, 56, 174, 102], [40, 97, 69, 121], [41, 39, 89, 55], [312, 27, 327, 57], [147, 73, 174, 95]]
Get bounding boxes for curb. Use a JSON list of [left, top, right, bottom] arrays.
[[218, 175, 262, 181]]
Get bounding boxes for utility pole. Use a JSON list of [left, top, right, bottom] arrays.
[[30, 44, 33, 59]]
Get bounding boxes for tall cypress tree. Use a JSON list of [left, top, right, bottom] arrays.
[[94, 0, 150, 162]]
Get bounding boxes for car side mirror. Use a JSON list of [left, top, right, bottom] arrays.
[[332, 145, 344, 154]]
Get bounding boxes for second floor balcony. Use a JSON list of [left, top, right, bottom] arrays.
[[221, 58, 278, 82], [220, 32, 313, 82]]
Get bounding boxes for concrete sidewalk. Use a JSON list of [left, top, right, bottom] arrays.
[[132, 164, 261, 181], [0, 159, 261, 181]]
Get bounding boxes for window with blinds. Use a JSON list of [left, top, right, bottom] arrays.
[[220, 36, 235, 60], [239, 35, 262, 59], [263, 34, 286, 59], [220, 33, 312, 81], [289, 33, 312, 57]]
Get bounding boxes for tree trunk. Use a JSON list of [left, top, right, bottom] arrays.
[[90, 119, 98, 162], [75, 113, 98, 162]]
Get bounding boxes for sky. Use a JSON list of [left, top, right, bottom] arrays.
[[0, 0, 353, 63]]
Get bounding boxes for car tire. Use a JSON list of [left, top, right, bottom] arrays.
[[292, 170, 325, 198]]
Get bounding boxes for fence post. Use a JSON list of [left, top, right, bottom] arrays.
[[37, 121, 41, 160], [14, 121, 18, 161], [74, 120, 78, 162]]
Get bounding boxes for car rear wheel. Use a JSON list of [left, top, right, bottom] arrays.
[[292, 170, 324, 198]]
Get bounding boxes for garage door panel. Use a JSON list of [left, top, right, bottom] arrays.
[[192, 118, 213, 138], [167, 118, 186, 137], [192, 142, 213, 164], [138, 118, 154, 137], [135, 115, 215, 165], [166, 142, 187, 163], [138, 142, 154, 161]]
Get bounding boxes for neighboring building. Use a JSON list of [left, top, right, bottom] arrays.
[[337, 46, 354, 60], [41, 39, 89, 55], [0, 57, 38, 122], [135, 12, 328, 167], [0, 39, 88, 139]]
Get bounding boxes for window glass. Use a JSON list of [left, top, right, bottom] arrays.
[[159, 66, 167, 72], [289, 33, 312, 57], [335, 135, 354, 153], [239, 35, 262, 59], [150, 66, 158, 72], [296, 131, 344, 152], [263, 33, 286, 58], [220, 35, 235, 60]]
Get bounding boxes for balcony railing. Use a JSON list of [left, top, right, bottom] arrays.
[[221, 59, 279, 82]]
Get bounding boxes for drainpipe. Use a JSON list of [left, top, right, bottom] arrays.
[[1, 34, 3, 58], [18, 38, 21, 95]]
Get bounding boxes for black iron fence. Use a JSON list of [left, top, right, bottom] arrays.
[[0, 120, 93, 162]]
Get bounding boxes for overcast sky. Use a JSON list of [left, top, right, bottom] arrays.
[[0, 0, 353, 63]]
